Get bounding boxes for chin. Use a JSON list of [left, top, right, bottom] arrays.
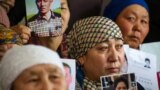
[[106, 72, 119, 76], [127, 41, 139, 49], [48, 36, 63, 51], [129, 44, 139, 49], [62, 26, 67, 33]]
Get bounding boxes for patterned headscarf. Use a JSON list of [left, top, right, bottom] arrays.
[[67, 16, 123, 59], [103, 0, 149, 21]]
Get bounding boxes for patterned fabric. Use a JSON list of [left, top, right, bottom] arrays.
[[67, 16, 123, 59], [28, 11, 61, 37], [83, 77, 101, 90], [0, 25, 22, 45], [28, 17, 61, 37]]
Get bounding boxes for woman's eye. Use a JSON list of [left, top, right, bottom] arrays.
[[61, 5, 67, 10], [126, 16, 135, 22], [141, 20, 148, 25], [116, 44, 123, 50], [98, 46, 108, 51], [28, 78, 39, 83], [50, 75, 59, 80], [61, 7, 66, 10]]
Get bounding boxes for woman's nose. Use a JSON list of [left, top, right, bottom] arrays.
[[132, 21, 142, 32], [41, 78, 53, 90], [107, 48, 119, 62]]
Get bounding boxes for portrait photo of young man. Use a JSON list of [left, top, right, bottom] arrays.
[[26, 0, 61, 37]]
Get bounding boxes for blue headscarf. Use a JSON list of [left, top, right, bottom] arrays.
[[103, 0, 149, 21]]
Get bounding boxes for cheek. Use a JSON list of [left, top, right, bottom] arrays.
[[48, 36, 63, 51], [141, 28, 149, 40], [85, 54, 107, 70], [62, 13, 69, 24], [55, 78, 66, 84], [62, 17, 66, 26], [11, 82, 32, 90], [116, 19, 133, 37], [121, 25, 131, 36], [54, 78, 67, 89], [119, 51, 125, 62], [47, 3, 51, 8]]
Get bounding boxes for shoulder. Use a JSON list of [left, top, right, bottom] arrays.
[[52, 11, 61, 17], [28, 14, 39, 22]]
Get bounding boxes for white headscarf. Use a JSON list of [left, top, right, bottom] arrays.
[[0, 45, 64, 90]]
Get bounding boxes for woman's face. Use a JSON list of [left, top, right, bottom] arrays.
[[116, 82, 127, 90], [61, 0, 70, 33], [79, 39, 125, 80], [116, 4, 149, 49], [11, 64, 67, 90]]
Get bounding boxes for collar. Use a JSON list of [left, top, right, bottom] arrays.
[[37, 10, 57, 21]]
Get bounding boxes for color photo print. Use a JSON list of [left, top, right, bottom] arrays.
[[100, 73, 137, 90], [25, 0, 61, 37], [62, 59, 76, 90]]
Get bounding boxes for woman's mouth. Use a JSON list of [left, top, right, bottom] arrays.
[[107, 68, 120, 73]]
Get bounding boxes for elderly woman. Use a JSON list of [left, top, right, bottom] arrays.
[[103, 0, 149, 49], [0, 45, 67, 90], [67, 16, 126, 90]]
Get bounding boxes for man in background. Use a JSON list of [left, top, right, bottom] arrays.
[[144, 58, 151, 68], [63, 62, 73, 90]]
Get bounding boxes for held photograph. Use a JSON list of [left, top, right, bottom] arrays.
[[25, 0, 61, 37], [62, 59, 76, 90], [100, 73, 137, 90]]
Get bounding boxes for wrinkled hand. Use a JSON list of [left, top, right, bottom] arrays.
[[11, 24, 31, 44], [0, 44, 17, 61]]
